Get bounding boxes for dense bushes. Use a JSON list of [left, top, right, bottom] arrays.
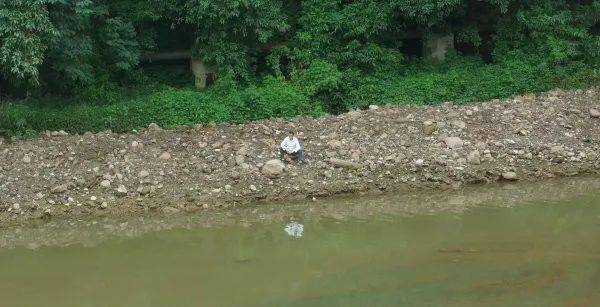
[[0, 76, 325, 136], [1, 0, 598, 138], [1, 55, 597, 137]]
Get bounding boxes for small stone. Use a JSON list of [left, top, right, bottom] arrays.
[[329, 158, 363, 170], [249, 185, 257, 192], [327, 140, 343, 149], [444, 137, 464, 149], [131, 141, 140, 148], [550, 145, 564, 154], [90, 196, 97, 201], [159, 152, 171, 160], [148, 123, 162, 131], [100, 202, 108, 209], [422, 121, 437, 136], [138, 170, 150, 178], [502, 172, 518, 181], [235, 155, 245, 166], [100, 180, 111, 188], [12, 203, 20, 211], [22, 155, 31, 163], [51, 184, 69, 194], [590, 108, 600, 118], [369, 105, 379, 110], [467, 150, 481, 165], [451, 120, 466, 130], [115, 185, 128, 196], [137, 186, 151, 195]]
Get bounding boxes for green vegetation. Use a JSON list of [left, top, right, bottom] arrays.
[[1, 0, 599, 136]]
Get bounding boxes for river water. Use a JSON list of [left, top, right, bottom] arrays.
[[1, 178, 599, 306]]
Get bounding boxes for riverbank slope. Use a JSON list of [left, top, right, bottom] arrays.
[[1, 87, 599, 223]]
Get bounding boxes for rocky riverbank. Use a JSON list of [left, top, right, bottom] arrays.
[[1, 87, 599, 224]]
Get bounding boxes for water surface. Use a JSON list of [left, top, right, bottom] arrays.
[[1, 179, 600, 306]]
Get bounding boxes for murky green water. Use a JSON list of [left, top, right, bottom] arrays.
[[1, 180, 600, 306]]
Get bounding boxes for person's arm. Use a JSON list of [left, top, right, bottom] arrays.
[[292, 138, 301, 153]]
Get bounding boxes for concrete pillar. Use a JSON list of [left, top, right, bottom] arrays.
[[423, 33, 455, 62], [190, 57, 215, 89]]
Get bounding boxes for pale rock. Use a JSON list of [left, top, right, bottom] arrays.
[[550, 145, 564, 154], [262, 159, 285, 178], [590, 108, 600, 118], [329, 158, 363, 170], [148, 123, 162, 131], [138, 170, 150, 178], [444, 137, 464, 149], [51, 184, 69, 194], [159, 152, 171, 160], [502, 172, 518, 180], [235, 155, 245, 166], [422, 121, 437, 135], [451, 120, 466, 130], [100, 180, 111, 188], [467, 150, 481, 165], [116, 185, 128, 196], [327, 140, 343, 149]]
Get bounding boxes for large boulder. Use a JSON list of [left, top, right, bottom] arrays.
[[262, 159, 285, 178]]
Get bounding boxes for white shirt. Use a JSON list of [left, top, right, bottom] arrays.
[[280, 137, 301, 153]]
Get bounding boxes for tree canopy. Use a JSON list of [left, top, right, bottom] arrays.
[[0, 0, 598, 95]]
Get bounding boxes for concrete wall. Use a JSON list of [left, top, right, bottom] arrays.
[[190, 57, 217, 89], [423, 33, 455, 62]]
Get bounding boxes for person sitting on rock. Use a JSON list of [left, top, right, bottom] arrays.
[[279, 132, 303, 163]]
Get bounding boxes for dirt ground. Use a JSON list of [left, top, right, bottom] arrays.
[[0, 87, 599, 224]]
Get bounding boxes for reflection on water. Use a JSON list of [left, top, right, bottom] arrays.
[[284, 221, 304, 238], [0, 178, 600, 306]]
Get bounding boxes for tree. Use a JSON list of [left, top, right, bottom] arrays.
[[0, 0, 58, 86], [185, 0, 289, 80]]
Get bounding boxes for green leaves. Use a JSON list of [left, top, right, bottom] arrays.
[[101, 18, 140, 70], [494, 0, 599, 64], [0, 0, 58, 85], [186, 0, 289, 80], [0, 0, 597, 104]]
